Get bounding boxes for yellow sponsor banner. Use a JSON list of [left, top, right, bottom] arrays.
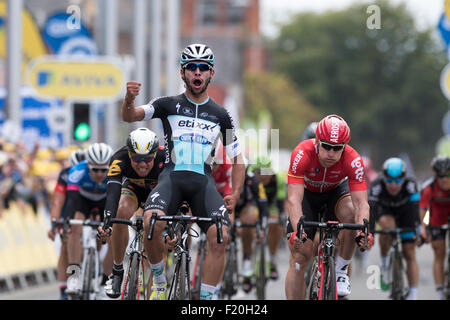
[[0, 203, 57, 276], [27, 55, 126, 101], [0, 1, 48, 80]]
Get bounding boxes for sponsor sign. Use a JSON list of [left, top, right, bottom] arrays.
[[27, 56, 126, 101]]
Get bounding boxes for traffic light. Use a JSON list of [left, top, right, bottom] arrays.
[[73, 103, 90, 141]]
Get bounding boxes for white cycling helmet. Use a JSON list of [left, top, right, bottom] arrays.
[[70, 149, 86, 166], [86, 143, 113, 165], [180, 43, 215, 67], [126, 127, 159, 155]]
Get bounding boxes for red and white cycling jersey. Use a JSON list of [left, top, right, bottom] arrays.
[[213, 162, 232, 197], [419, 180, 450, 226], [287, 139, 367, 193]]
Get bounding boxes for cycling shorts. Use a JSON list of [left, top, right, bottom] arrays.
[[144, 169, 230, 233], [75, 196, 106, 221], [287, 181, 350, 240], [373, 201, 419, 242], [121, 178, 153, 210]]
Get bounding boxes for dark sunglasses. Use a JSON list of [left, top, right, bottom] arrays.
[[130, 154, 155, 164], [437, 173, 450, 178], [319, 141, 345, 152], [90, 167, 108, 173], [184, 63, 211, 72], [385, 177, 404, 184]]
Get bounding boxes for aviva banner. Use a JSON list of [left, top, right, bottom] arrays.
[[27, 56, 126, 101]]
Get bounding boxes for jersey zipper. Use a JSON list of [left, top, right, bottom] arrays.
[[320, 167, 327, 193]]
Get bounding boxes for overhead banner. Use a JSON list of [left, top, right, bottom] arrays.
[[27, 56, 126, 101]]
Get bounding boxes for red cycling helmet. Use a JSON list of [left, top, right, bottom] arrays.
[[316, 114, 351, 144]]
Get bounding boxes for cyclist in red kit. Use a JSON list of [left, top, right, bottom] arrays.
[[419, 155, 450, 299], [212, 143, 233, 199], [285, 114, 373, 300]]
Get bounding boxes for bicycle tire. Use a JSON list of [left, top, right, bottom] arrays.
[[222, 241, 238, 299], [192, 241, 206, 300], [391, 250, 405, 300], [306, 257, 319, 300], [81, 248, 95, 300], [325, 256, 337, 300], [255, 241, 266, 300], [125, 253, 141, 300], [174, 252, 190, 300]]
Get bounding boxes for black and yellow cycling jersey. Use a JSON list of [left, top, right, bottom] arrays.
[[104, 146, 165, 218]]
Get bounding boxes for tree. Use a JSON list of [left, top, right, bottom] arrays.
[[271, 0, 448, 169], [243, 71, 322, 149]]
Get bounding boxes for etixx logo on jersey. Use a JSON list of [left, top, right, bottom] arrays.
[[178, 118, 218, 132]]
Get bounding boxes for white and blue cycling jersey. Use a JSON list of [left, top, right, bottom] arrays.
[[139, 93, 241, 176], [67, 160, 108, 201]]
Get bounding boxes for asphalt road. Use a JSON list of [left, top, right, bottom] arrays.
[[0, 234, 441, 300]]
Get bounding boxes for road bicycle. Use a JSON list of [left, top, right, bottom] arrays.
[[59, 219, 103, 300], [294, 216, 368, 300], [374, 227, 416, 300], [106, 214, 148, 300], [147, 210, 223, 300], [234, 217, 268, 300], [191, 229, 207, 300]]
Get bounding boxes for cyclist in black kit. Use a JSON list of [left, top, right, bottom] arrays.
[[368, 157, 421, 300], [97, 127, 166, 298], [121, 43, 246, 300]]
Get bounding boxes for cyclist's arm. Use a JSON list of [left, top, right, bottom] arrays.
[[121, 98, 145, 122], [50, 191, 65, 221], [286, 183, 304, 231], [350, 189, 370, 225], [104, 181, 122, 219], [230, 153, 245, 199], [64, 189, 80, 220]]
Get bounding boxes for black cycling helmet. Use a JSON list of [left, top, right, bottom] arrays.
[[382, 157, 406, 179], [301, 122, 318, 141], [431, 155, 450, 176]]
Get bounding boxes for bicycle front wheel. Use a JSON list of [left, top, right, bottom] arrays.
[[171, 252, 191, 300], [125, 253, 141, 300], [81, 248, 95, 300], [222, 241, 238, 299], [391, 250, 405, 300], [324, 256, 337, 300], [305, 257, 319, 300]]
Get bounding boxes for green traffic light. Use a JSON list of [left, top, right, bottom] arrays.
[[74, 122, 90, 141]]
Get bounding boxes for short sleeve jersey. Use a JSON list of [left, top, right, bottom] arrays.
[[139, 94, 241, 176], [287, 139, 366, 193]]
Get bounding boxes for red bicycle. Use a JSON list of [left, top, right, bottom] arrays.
[[297, 216, 369, 300]]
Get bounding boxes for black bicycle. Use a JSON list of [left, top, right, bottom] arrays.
[[220, 219, 240, 300], [374, 227, 416, 300], [295, 216, 368, 300], [147, 211, 223, 300], [428, 219, 450, 299], [106, 214, 147, 300]]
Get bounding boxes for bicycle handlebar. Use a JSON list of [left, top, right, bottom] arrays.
[[147, 211, 223, 244]]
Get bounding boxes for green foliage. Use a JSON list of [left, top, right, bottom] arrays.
[[271, 0, 448, 168], [243, 71, 322, 149]]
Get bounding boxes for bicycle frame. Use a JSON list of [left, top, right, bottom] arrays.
[[375, 227, 415, 300], [148, 212, 223, 300], [297, 216, 368, 300], [110, 216, 147, 300]]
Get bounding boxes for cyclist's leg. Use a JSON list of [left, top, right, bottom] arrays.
[[431, 236, 446, 299], [397, 203, 419, 299], [66, 209, 87, 295], [238, 204, 258, 292], [190, 175, 230, 300], [112, 189, 139, 265], [267, 206, 282, 279], [285, 191, 316, 300], [143, 170, 182, 299]]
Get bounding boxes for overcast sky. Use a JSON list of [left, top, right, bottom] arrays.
[[260, 0, 445, 37]]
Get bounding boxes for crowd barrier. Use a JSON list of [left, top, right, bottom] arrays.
[[0, 202, 58, 292]]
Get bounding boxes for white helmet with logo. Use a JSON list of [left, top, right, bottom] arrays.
[[86, 143, 113, 165], [180, 43, 215, 67], [126, 128, 159, 155]]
